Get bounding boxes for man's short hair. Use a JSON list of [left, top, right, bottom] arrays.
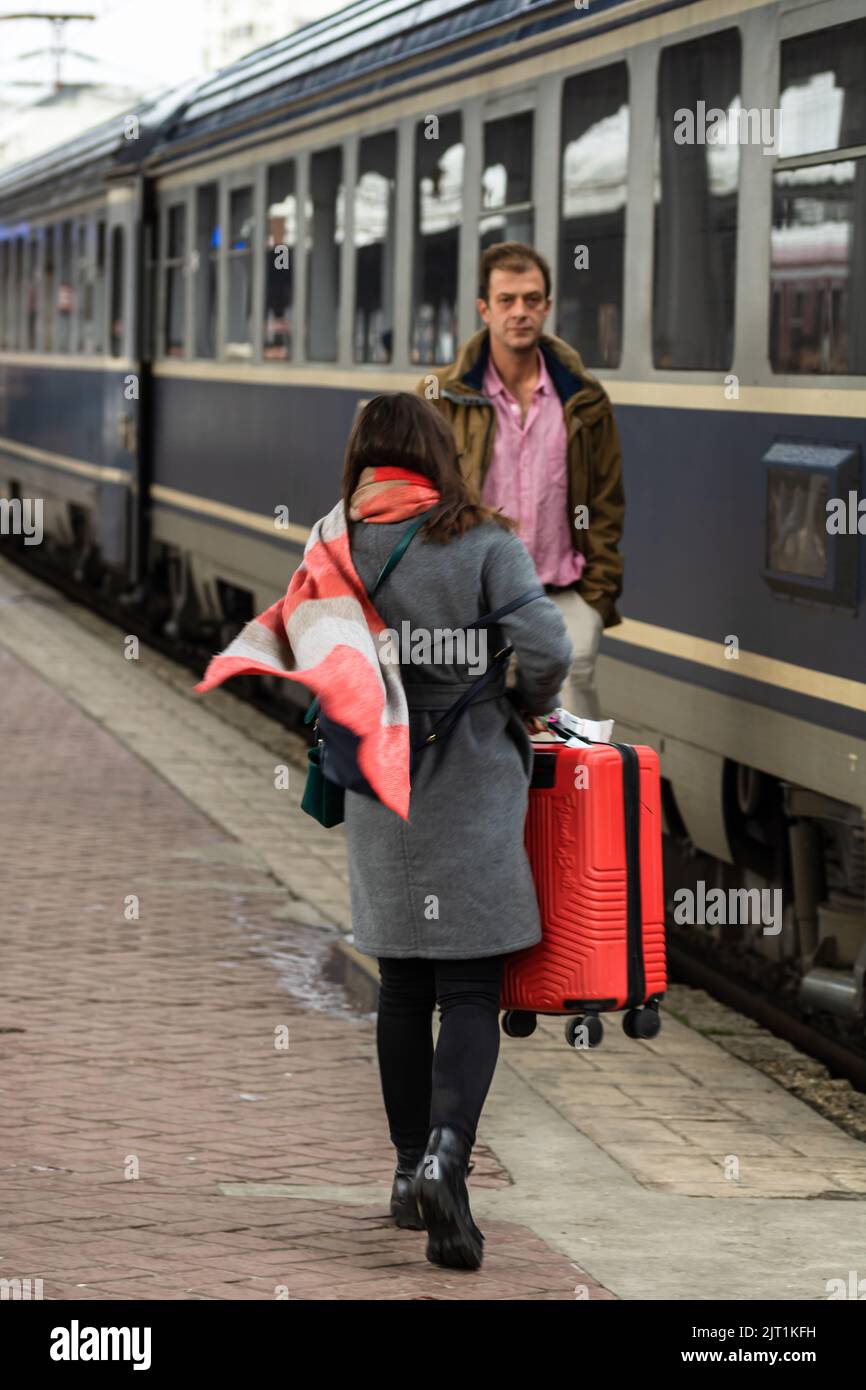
[[478, 242, 552, 303]]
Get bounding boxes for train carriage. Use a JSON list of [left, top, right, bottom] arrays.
[[0, 0, 865, 1027]]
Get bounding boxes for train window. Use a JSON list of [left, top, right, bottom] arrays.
[[558, 63, 628, 368], [164, 203, 186, 358], [770, 163, 865, 374], [8, 236, 21, 350], [305, 147, 343, 362], [77, 222, 93, 354], [0, 240, 6, 349], [354, 131, 396, 364], [652, 29, 741, 370], [770, 18, 866, 375], [777, 17, 866, 160], [42, 227, 55, 352], [194, 183, 219, 358], [264, 160, 296, 360], [93, 220, 106, 354], [226, 185, 254, 359], [26, 233, 38, 350], [480, 111, 533, 252], [412, 113, 464, 365], [57, 221, 73, 353], [144, 215, 158, 360], [110, 225, 125, 357], [74, 222, 84, 351], [2, 239, 14, 350], [6, 237, 20, 350]]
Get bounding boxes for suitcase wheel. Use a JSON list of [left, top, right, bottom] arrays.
[[502, 1010, 537, 1039], [565, 1014, 603, 1049], [623, 1005, 662, 1041]]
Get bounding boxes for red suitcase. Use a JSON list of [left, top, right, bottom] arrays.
[[501, 738, 666, 1048]]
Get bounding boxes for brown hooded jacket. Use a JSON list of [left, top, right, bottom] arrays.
[[415, 328, 624, 628]]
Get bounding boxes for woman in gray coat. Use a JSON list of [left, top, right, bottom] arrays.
[[342, 393, 573, 1271]]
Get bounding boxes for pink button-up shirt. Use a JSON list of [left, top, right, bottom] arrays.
[[480, 350, 585, 587]]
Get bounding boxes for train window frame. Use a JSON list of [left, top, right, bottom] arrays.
[[74, 218, 89, 354], [0, 239, 7, 350], [650, 25, 742, 374], [353, 129, 398, 366], [557, 60, 630, 371], [411, 107, 465, 368], [158, 194, 190, 360], [769, 10, 866, 379], [109, 223, 126, 360], [479, 102, 535, 258], [10, 235, 24, 350], [57, 219, 75, 354], [94, 217, 107, 357], [263, 156, 297, 363], [193, 180, 220, 361], [761, 438, 860, 611], [42, 224, 56, 353], [223, 174, 257, 362], [25, 229, 39, 351], [304, 143, 344, 364]]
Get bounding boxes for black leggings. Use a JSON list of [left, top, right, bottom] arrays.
[[376, 953, 506, 1154]]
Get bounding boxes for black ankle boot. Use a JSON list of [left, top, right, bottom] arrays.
[[412, 1125, 484, 1270], [390, 1148, 426, 1230]]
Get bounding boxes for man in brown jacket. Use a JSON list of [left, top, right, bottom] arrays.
[[415, 241, 624, 721]]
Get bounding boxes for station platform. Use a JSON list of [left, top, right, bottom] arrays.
[[2, 555, 866, 1302]]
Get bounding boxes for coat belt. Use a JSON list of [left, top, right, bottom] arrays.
[[402, 679, 507, 710]]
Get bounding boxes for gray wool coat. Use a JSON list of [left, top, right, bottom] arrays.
[[344, 516, 574, 960]]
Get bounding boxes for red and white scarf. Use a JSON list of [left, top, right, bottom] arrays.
[[195, 467, 439, 820]]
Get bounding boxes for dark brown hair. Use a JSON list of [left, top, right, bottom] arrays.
[[341, 392, 514, 543], [478, 241, 552, 303]]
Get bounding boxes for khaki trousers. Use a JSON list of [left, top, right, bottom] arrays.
[[503, 587, 604, 719]]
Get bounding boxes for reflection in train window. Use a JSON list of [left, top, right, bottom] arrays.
[[226, 185, 254, 359], [778, 17, 866, 160], [42, 227, 55, 351], [26, 233, 38, 350], [771, 18, 866, 375], [6, 236, 22, 350], [0, 240, 8, 349], [264, 160, 296, 360], [306, 147, 343, 362], [412, 113, 463, 365], [164, 203, 186, 358], [354, 131, 396, 364], [77, 222, 93, 354], [770, 161, 865, 375], [110, 225, 125, 358], [653, 29, 740, 369], [93, 220, 106, 354], [195, 183, 219, 359], [57, 221, 73, 353], [766, 467, 828, 579], [15, 236, 24, 350], [480, 111, 533, 253], [558, 64, 628, 368]]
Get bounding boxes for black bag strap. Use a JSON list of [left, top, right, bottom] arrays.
[[413, 587, 547, 752], [304, 510, 434, 727], [466, 586, 547, 631]]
